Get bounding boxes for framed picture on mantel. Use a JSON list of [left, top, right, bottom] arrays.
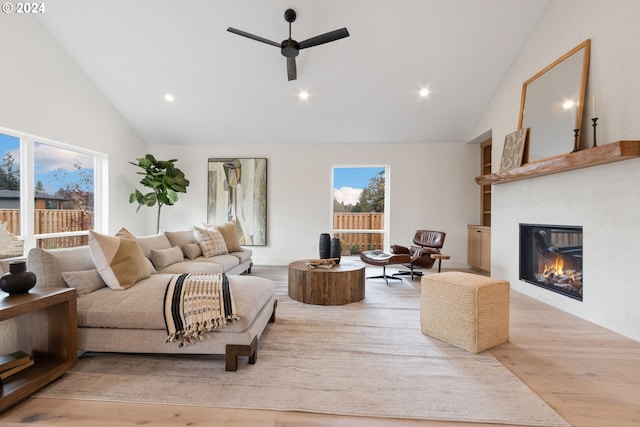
[[500, 128, 529, 171], [207, 158, 267, 246]]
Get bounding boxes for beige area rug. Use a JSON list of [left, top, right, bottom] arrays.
[[37, 265, 568, 426]]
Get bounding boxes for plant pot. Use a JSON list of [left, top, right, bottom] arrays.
[[0, 260, 37, 295]]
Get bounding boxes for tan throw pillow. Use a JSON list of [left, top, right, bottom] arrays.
[[164, 229, 198, 247], [61, 270, 107, 298], [215, 222, 243, 252], [181, 243, 202, 260], [150, 246, 184, 270], [89, 228, 150, 290], [193, 226, 228, 257]]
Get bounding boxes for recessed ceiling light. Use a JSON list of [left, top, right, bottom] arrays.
[[562, 99, 575, 109], [419, 88, 430, 98], [298, 90, 309, 101], [164, 93, 175, 102]]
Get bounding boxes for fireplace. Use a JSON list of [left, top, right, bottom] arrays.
[[519, 224, 583, 300]]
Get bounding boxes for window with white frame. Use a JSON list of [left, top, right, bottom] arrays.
[[0, 127, 106, 259], [332, 166, 389, 256]]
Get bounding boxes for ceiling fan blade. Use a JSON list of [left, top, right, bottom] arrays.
[[298, 28, 349, 50], [227, 27, 281, 48], [287, 57, 297, 81]]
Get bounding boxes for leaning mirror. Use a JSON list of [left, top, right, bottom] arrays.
[[518, 39, 591, 163]]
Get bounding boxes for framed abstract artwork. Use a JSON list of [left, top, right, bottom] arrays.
[[207, 158, 267, 246], [500, 128, 529, 171]]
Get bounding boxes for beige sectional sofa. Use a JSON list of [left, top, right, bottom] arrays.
[[138, 229, 254, 275], [26, 228, 277, 371]]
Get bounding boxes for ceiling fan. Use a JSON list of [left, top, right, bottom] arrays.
[[227, 8, 349, 81]]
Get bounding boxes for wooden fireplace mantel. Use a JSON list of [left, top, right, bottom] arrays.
[[475, 140, 640, 186]]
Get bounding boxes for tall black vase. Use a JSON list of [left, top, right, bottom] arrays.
[[0, 260, 37, 295], [330, 237, 341, 264], [319, 233, 331, 259]]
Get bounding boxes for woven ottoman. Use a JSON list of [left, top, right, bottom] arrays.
[[421, 272, 510, 353]]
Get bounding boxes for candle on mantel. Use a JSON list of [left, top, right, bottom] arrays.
[[592, 95, 597, 117]]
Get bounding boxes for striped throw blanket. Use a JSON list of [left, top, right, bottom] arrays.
[[164, 273, 239, 346]]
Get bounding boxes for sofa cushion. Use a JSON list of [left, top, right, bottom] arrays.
[[27, 246, 96, 289], [212, 222, 242, 253], [61, 269, 107, 297], [89, 228, 150, 290], [230, 248, 252, 263], [192, 254, 239, 271], [181, 243, 202, 260], [77, 274, 276, 334], [194, 226, 228, 257], [150, 246, 184, 270], [136, 233, 172, 258], [157, 260, 224, 274], [165, 229, 197, 247], [146, 258, 157, 275]]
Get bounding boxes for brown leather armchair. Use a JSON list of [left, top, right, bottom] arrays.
[[390, 230, 446, 278]]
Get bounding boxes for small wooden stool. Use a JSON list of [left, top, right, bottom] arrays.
[[430, 253, 450, 272]]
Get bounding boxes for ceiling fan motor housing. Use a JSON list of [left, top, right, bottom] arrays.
[[281, 39, 299, 57]]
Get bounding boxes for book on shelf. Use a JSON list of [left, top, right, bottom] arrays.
[[0, 357, 34, 380], [0, 350, 31, 372]]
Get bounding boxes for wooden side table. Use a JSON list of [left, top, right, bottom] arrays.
[[0, 287, 77, 413], [288, 260, 365, 305], [431, 253, 451, 273]]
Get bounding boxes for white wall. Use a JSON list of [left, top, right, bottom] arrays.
[[0, 16, 148, 234], [148, 142, 479, 267], [472, 0, 640, 341]]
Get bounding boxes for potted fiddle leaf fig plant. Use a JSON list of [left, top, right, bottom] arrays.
[[129, 154, 190, 233]]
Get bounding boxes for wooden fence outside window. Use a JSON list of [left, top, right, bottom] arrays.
[[333, 212, 384, 254], [0, 209, 92, 252]]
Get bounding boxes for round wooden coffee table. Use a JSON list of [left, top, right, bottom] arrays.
[[288, 260, 366, 305]]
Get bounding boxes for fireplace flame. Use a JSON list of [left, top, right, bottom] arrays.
[[536, 255, 582, 295], [544, 257, 564, 276]]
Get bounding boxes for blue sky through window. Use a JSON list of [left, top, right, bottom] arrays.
[[333, 167, 384, 206], [0, 133, 94, 194]]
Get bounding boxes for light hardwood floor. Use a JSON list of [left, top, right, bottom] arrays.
[[1, 265, 639, 427]]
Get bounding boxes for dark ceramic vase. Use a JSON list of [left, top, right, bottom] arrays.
[[0, 260, 37, 295], [319, 233, 331, 259], [330, 237, 341, 264]]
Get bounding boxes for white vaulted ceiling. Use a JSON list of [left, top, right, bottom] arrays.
[[37, 0, 550, 146]]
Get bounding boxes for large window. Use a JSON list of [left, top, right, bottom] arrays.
[[332, 166, 389, 257], [0, 127, 106, 259]]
